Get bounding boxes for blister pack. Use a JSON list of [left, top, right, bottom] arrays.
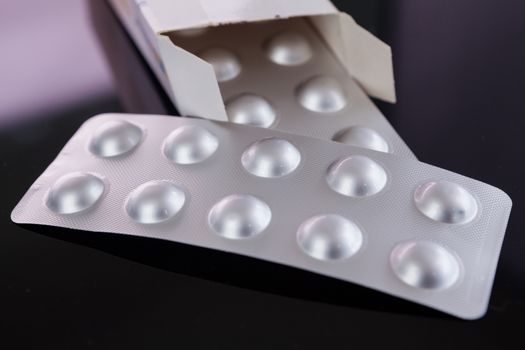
[[169, 18, 415, 158], [11, 113, 511, 319]]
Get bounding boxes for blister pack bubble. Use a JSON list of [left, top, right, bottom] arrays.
[[170, 18, 415, 158], [11, 113, 511, 319]]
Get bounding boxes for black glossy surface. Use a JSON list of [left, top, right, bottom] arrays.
[[1, 0, 524, 348]]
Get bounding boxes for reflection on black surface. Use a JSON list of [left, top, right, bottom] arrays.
[[20, 223, 449, 320]]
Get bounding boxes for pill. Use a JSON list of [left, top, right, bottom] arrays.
[[296, 76, 347, 113], [208, 194, 271, 239], [125, 180, 186, 224], [199, 47, 241, 82], [163, 125, 219, 165], [88, 120, 143, 158], [333, 126, 390, 153], [326, 155, 387, 197], [414, 181, 478, 224], [264, 31, 312, 66], [241, 138, 301, 178], [297, 214, 363, 261], [45, 172, 105, 214], [226, 94, 277, 128], [390, 240, 461, 290]]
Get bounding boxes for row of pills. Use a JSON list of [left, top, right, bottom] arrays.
[[87, 120, 478, 217], [44, 171, 464, 291], [86, 119, 478, 220], [196, 30, 315, 82]]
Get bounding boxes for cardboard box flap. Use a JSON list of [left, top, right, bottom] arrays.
[[311, 13, 396, 103], [145, 0, 337, 33], [157, 36, 227, 120]]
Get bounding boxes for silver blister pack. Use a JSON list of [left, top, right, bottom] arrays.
[[170, 18, 415, 158], [11, 113, 511, 319]]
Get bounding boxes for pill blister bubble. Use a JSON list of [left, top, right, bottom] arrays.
[[88, 120, 143, 158], [390, 241, 461, 290], [414, 181, 478, 224], [125, 180, 186, 224], [326, 155, 387, 197], [45, 172, 105, 214], [296, 76, 347, 113], [265, 31, 312, 66], [241, 138, 301, 178], [333, 126, 390, 153], [226, 94, 277, 128], [208, 194, 271, 239], [297, 214, 363, 261], [163, 125, 219, 165], [199, 47, 241, 82]]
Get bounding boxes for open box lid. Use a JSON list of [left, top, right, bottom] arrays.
[[144, 0, 337, 33], [110, 0, 395, 120]]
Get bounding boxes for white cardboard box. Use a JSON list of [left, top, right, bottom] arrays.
[[109, 0, 396, 121]]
